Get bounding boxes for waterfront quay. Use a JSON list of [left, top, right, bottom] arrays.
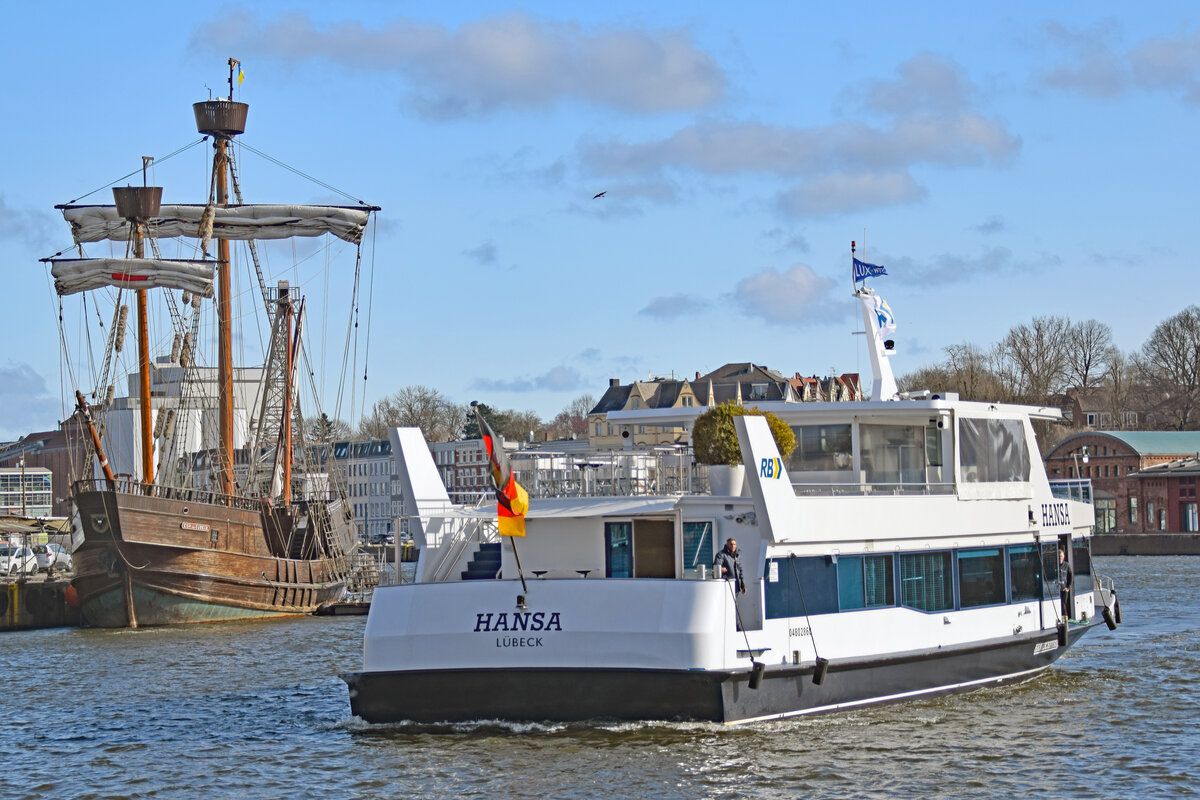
[[1, 575, 79, 631]]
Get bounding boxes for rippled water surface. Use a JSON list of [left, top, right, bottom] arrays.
[[1, 556, 1195, 799]]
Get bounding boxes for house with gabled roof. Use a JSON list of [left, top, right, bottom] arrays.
[[587, 377, 699, 449]]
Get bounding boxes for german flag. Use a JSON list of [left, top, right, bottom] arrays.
[[478, 414, 529, 537]]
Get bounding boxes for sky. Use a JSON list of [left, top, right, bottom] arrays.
[[2, 1, 1198, 441]]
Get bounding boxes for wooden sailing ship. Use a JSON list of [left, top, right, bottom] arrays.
[[47, 61, 373, 627]]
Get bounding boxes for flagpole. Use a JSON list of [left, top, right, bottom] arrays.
[[510, 537, 530, 595], [474, 402, 531, 594]]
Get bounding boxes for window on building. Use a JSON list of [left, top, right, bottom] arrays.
[[1183, 503, 1199, 533], [1160, 509, 1167, 531], [1096, 497, 1117, 533], [1129, 497, 1138, 524], [899, 551, 954, 612], [1086, 412, 1097, 426], [1148, 501, 1155, 526], [749, 383, 768, 400]]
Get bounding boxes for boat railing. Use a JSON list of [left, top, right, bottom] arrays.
[[1093, 570, 1117, 608], [73, 478, 269, 513], [1050, 479, 1094, 504], [790, 481, 956, 497]]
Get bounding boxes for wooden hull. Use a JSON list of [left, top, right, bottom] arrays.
[[72, 485, 352, 628]]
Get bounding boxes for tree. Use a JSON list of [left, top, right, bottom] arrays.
[[542, 394, 595, 440], [691, 403, 796, 466], [1065, 320, 1116, 391], [357, 385, 465, 442], [1135, 305, 1200, 430], [461, 403, 545, 442], [305, 412, 350, 443], [992, 316, 1071, 403]]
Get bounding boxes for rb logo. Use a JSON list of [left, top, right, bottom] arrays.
[[760, 457, 781, 479]]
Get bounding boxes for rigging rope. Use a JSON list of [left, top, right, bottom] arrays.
[[64, 138, 207, 205], [236, 140, 373, 206]]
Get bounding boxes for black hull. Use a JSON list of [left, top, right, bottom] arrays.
[[343, 622, 1100, 725]]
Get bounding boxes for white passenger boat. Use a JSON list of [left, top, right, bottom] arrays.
[[343, 263, 1121, 725]]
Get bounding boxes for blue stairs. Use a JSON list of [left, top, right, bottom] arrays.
[[461, 542, 502, 580]]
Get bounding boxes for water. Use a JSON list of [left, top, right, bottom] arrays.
[[1, 556, 1195, 799]]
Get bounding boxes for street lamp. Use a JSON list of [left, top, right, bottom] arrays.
[[18, 456, 26, 517]]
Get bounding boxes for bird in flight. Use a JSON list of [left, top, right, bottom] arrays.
[[593, 191, 606, 199]]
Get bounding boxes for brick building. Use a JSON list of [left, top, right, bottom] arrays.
[[1044, 431, 1200, 533]]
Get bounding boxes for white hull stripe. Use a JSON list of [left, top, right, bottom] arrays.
[[726, 663, 1051, 726]]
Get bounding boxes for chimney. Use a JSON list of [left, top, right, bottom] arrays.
[[609, 378, 620, 387]]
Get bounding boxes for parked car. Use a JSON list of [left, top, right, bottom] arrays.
[[368, 533, 396, 546], [32, 543, 73, 573], [0, 544, 39, 577]]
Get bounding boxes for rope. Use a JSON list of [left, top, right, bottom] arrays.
[[236, 141, 373, 206], [787, 555, 827, 666], [63, 138, 207, 205]]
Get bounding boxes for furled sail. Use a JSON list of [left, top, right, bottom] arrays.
[[58, 204, 375, 246], [50, 258, 216, 297]]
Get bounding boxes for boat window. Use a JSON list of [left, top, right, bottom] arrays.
[[786, 424, 852, 472], [860, 424, 926, 485], [604, 522, 632, 578], [682, 521, 714, 578], [837, 554, 895, 610], [899, 551, 954, 612], [1072, 539, 1092, 578], [1008, 544, 1042, 602], [1040, 542, 1060, 597], [958, 548, 1005, 607], [764, 556, 839, 619], [958, 418, 1030, 482]]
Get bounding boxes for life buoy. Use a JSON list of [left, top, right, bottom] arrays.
[[64, 584, 79, 608]]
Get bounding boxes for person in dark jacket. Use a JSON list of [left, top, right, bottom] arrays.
[[714, 538, 746, 594], [1059, 547, 1073, 618]]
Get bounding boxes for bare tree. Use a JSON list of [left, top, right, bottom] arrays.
[[1135, 305, 1200, 430], [357, 385, 466, 442], [992, 316, 1071, 402], [1065, 320, 1115, 390]]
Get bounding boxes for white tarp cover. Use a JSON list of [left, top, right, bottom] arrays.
[[60, 204, 373, 246], [51, 258, 215, 297]]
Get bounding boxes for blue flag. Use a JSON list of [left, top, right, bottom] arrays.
[[853, 258, 887, 282]]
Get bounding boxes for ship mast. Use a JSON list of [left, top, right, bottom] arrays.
[[111, 160, 162, 485], [194, 58, 248, 498]]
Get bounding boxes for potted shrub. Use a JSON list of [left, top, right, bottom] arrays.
[[691, 403, 796, 495]]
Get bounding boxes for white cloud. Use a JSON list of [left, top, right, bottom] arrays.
[[463, 241, 497, 265], [858, 52, 977, 115], [729, 265, 841, 326], [975, 215, 1006, 234], [886, 246, 1059, 286], [474, 365, 585, 392], [0, 364, 60, 441], [1038, 21, 1128, 98], [193, 11, 725, 117], [776, 172, 926, 218], [639, 293, 710, 318], [1129, 28, 1200, 103]]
